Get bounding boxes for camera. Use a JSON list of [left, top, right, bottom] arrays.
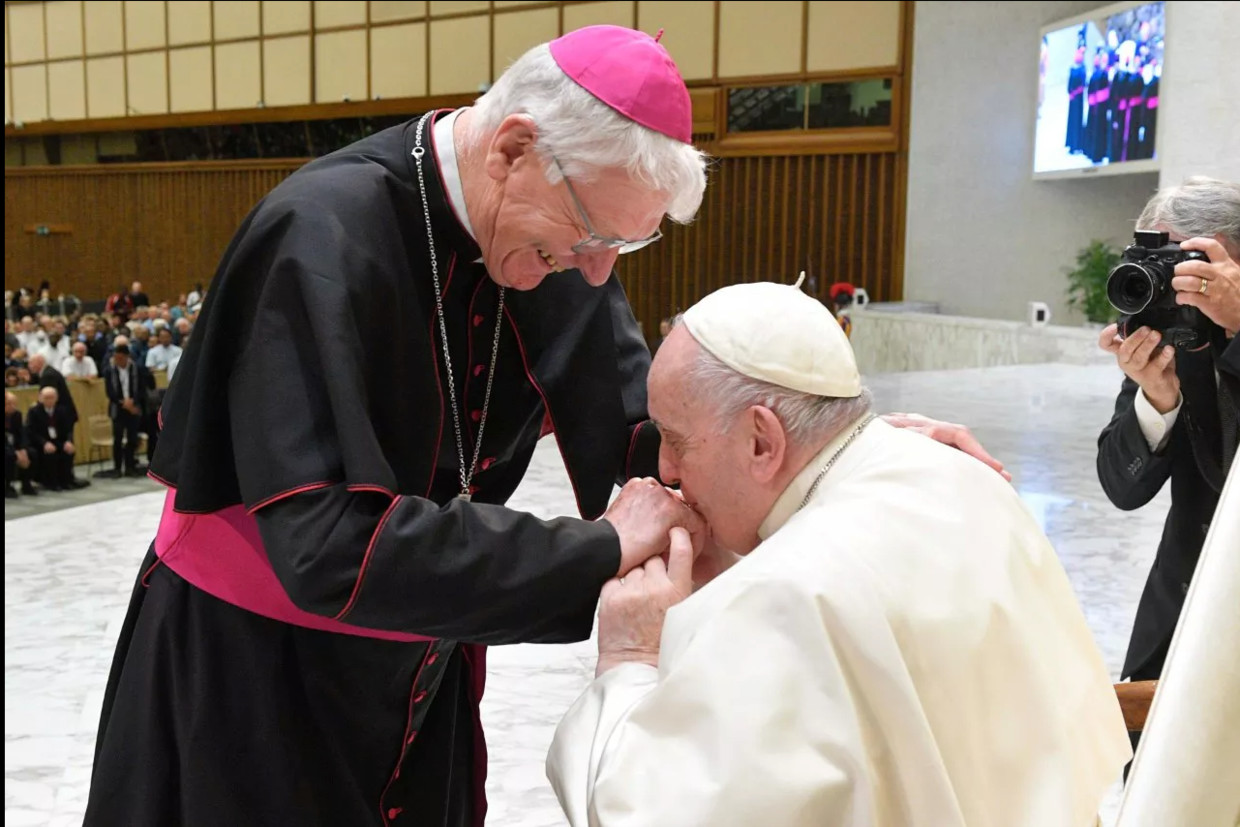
[[1106, 230, 1211, 349]]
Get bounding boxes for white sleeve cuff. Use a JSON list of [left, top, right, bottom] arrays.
[[1134, 389, 1182, 453]]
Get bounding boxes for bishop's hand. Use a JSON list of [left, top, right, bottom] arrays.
[[882, 412, 1012, 482], [601, 477, 705, 576]]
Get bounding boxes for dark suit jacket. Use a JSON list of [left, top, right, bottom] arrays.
[[37, 365, 77, 422], [1098, 335, 1240, 678], [26, 403, 77, 449], [103, 360, 151, 419], [5, 409, 27, 453]]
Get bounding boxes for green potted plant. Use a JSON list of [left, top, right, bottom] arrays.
[[1065, 240, 1121, 325]]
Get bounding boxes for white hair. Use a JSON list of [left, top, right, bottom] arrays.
[[1137, 176, 1240, 249], [470, 43, 707, 224], [682, 324, 873, 449]]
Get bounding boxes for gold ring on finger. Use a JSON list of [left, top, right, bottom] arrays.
[[1199, 277, 1209, 295]]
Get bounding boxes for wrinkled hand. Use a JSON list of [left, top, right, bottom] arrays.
[[1098, 324, 1179, 412], [602, 478, 706, 576], [882, 412, 1012, 482], [43, 442, 56, 455], [596, 527, 694, 676], [1172, 237, 1240, 336], [15, 448, 30, 469]]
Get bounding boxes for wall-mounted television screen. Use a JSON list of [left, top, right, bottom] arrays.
[[1034, 0, 1164, 179]]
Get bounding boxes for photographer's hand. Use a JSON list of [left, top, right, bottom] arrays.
[[1099, 324, 1180, 412], [1173, 237, 1240, 337]]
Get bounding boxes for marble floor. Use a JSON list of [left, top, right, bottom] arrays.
[[5, 363, 1166, 826]]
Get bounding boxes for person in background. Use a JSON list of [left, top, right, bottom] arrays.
[[130, 280, 150, 309], [104, 284, 135, 324], [146, 327, 182, 373], [62, 341, 100, 380], [26, 386, 79, 491], [829, 282, 856, 339], [186, 282, 204, 310], [101, 343, 147, 479], [5, 390, 37, 498], [26, 353, 79, 428], [1096, 176, 1239, 757]]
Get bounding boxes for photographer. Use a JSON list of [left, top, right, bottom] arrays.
[[1096, 177, 1240, 738]]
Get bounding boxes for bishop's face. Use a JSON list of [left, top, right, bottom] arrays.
[[648, 326, 769, 556], [479, 118, 668, 291]]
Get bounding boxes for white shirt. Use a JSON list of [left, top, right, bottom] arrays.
[[548, 420, 1130, 827], [62, 355, 98, 379], [1135, 365, 1225, 452], [146, 343, 183, 371], [37, 337, 71, 365], [166, 350, 181, 384], [117, 363, 131, 400], [432, 109, 479, 249]]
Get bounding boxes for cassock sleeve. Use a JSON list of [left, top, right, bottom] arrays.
[[1096, 376, 1174, 510], [236, 259, 620, 645], [606, 279, 662, 482], [546, 580, 872, 827]]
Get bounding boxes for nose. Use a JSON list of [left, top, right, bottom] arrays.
[[576, 249, 620, 286], [657, 444, 679, 487]]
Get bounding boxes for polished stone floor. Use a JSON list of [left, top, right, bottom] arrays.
[[5, 363, 1167, 826]]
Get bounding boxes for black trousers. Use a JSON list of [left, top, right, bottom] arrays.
[[112, 410, 141, 472], [32, 444, 74, 489], [5, 447, 34, 487]]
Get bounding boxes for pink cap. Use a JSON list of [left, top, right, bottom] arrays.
[[549, 25, 692, 144]]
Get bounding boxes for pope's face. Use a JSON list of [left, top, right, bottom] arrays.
[[481, 116, 668, 291], [648, 326, 767, 555]]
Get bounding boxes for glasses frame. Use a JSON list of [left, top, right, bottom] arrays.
[[553, 158, 663, 256]]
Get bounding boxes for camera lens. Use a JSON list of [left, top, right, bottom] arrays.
[[1106, 263, 1158, 314]]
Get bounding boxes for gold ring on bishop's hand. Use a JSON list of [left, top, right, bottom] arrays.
[[1199, 277, 1209, 295]]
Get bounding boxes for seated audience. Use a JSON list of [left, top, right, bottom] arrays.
[[548, 282, 1130, 827], [145, 327, 182, 372], [26, 386, 81, 491], [62, 342, 100, 379], [26, 353, 78, 425]]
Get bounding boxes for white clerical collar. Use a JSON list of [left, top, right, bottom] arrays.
[[757, 413, 877, 541], [431, 108, 477, 244]]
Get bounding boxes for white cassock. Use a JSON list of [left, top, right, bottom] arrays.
[[547, 419, 1131, 827]]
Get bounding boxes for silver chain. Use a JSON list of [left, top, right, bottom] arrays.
[[797, 414, 876, 511], [412, 111, 506, 501]]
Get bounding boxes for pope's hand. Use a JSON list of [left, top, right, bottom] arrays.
[[882, 412, 1012, 482], [601, 477, 705, 576], [596, 527, 694, 676]]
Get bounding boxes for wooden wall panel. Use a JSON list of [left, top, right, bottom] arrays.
[[618, 150, 901, 341], [4, 162, 303, 304], [4, 148, 902, 343]]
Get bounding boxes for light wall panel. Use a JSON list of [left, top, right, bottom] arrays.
[[126, 51, 168, 115], [314, 29, 367, 102], [370, 1, 426, 23], [429, 1, 488, 16], [48, 59, 87, 120], [213, 0, 261, 41], [169, 45, 213, 112], [429, 15, 489, 95], [124, 1, 167, 51], [168, 0, 212, 46], [563, 1, 634, 30], [214, 40, 261, 109], [262, 0, 311, 35], [86, 55, 125, 117], [313, 0, 367, 29], [264, 35, 312, 106], [45, 1, 86, 60], [370, 22, 426, 99], [9, 2, 48, 63], [718, 1, 801, 78], [10, 65, 49, 123], [84, 0, 126, 56], [806, 1, 901, 73]]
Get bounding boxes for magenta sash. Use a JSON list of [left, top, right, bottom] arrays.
[[154, 488, 434, 642]]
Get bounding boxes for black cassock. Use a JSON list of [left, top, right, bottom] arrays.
[[1066, 62, 1087, 153], [85, 113, 663, 827]]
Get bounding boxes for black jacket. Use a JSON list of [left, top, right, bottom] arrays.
[[5, 409, 27, 453], [103, 360, 150, 419], [1098, 335, 1240, 678], [26, 402, 77, 449], [36, 365, 77, 421]]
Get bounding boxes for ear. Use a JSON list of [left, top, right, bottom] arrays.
[[748, 405, 787, 484], [484, 114, 539, 183]]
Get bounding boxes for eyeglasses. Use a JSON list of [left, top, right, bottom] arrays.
[[554, 158, 663, 256]]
